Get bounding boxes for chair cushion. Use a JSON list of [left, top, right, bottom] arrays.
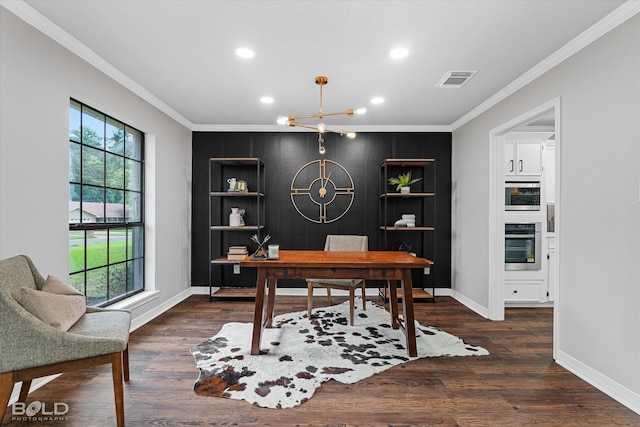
[[17, 275, 86, 331], [67, 310, 131, 355]]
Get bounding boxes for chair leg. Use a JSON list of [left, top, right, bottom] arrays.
[[18, 379, 32, 402], [326, 287, 332, 306], [0, 372, 14, 424], [307, 283, 314, 320], [122, 346, 130, 383], [361, 282, 367, 311], [349, 288, 355, 326], [111, 352, 125, 427]]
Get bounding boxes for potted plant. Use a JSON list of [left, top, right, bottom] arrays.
[[388, 171, 422, 194]]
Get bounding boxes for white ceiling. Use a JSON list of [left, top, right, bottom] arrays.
[[10, 1, 632, 131]]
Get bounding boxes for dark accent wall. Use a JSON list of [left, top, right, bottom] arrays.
[[192, 131, 452, 289]]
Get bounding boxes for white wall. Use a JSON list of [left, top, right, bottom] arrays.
[[452, 13, 639, 409], [0, 8, 193, 320]]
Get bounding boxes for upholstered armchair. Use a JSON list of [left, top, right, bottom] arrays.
[[307, 235, 368, 325], [0, 255, 131, 426]]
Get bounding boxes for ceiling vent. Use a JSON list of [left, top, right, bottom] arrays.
[[436, 70, 477, 88]]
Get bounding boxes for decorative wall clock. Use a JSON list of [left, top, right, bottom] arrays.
[[290, 159, 355, 223]]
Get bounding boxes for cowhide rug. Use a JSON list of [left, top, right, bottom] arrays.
[[190, 298, 488, 409]]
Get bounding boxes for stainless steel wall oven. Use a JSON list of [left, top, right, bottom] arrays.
[[505, 222, 541, 271]]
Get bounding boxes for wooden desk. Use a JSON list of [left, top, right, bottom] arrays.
[[241, 250, 433, 357]]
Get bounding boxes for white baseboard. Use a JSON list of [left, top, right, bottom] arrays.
[[505, 301, 554, 308], [449, 289, 490, 318], [127, 288, 191, 332], [555, 350, 640, 415], [433, 287, 452, 297], [191, 286, 211, 295]]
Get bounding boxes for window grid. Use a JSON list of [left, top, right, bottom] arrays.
[[69, 99, 144, 306]]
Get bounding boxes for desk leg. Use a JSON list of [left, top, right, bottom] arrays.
[[387, 279, 399, 329], [401, 269, 418, 357], [264, 274, 277, 328], [251, 268, 268, 355]]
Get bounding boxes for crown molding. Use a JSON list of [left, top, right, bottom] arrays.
[[1, 0, 194, 130], [451, 0, 640, 131], [191, 124, 453, 133]]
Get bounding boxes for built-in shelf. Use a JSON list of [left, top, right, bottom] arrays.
[[211, 257, 246, 264], [208, 158, 265, 300], [379, 158, 437, 302], [210, 225, 264, 231], [210, 191, 264, 197], [381, 159, 435, 167], [380, 192, 435, 198], [380, 226, 434, 231]]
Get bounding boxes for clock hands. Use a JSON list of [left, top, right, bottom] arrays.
[[319, 171, 331, 198]]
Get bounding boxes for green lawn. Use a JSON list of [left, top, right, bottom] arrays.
[[69, 240, 130, 272], [68, 230, 139, 303]]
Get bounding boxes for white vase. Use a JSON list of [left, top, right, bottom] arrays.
[[400, 187, 410, 194], [229, 207, 241, 226]]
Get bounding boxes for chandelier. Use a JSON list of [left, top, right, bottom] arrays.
[[277, 76, 366, 154]]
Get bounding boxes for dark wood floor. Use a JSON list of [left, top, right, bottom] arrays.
[[4, 295, 640, 426]]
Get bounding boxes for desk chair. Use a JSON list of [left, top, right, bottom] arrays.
[[307, 235, 368, 325]]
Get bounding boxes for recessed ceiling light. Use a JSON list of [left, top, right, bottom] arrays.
[[235, 47, 255, 59], [260, 96, 274, 104], [371, 97, 385, 105], [389, 47, 408, 59]]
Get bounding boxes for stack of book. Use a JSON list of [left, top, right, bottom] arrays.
[[227, 245, 248, 260]]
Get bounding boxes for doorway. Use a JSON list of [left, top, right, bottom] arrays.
[[487, 98, 560, 357]]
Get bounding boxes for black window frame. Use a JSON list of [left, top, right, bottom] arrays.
[[69, 98, 145, 306]]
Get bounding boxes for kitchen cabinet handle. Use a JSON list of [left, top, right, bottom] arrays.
[[509, 160, 514, 172], [519, 159, 523, 172]]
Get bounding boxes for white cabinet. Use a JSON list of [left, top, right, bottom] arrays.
[[504, 282, 544, 302], [505, 139, 543, 176]]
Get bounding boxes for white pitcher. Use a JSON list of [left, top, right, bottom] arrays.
[[229, 207, 241, 226]]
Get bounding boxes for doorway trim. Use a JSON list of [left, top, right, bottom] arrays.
[[487, 98, 560, 341]]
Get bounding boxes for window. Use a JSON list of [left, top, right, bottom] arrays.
[[69, 99, 144, 306]]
